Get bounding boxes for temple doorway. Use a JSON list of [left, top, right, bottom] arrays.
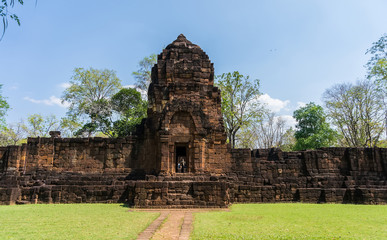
[[176, 144, 188, 173]]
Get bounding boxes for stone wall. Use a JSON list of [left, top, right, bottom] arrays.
[[0, 136, 137, 174], [1, 145, 386, 206], [1, 35, 386, 206]]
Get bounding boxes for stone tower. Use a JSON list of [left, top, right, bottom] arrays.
[[137, 34, 231, 174]]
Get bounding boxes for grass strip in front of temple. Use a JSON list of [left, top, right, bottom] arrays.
[[0, 204, 158, 240], [192, 203, 387, 239]]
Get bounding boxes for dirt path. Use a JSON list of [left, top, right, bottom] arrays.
[[151, 211, 185, 240], [135, 208, 227, 240]]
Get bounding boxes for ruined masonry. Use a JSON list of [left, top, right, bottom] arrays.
[[1, 34, 386, 207]]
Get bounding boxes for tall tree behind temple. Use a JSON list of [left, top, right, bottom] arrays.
[[366, 34, 387, 139], [25, 114, 60, 138], [236, 112, 289, 150], [132, 54, 157, 91], [61, 67, 122, 137], [0, 85, 10, 130], [323, 81, 384, 147], [293, 102, 337, 150], [216, 71, 263, 148]]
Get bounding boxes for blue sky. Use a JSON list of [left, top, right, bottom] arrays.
[[1, 0, 386, 126]]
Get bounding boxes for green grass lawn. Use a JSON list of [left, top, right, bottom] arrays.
[[192, 203, 387, 240], [0, 204, 158, 240]]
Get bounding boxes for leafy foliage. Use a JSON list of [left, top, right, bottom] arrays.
[[0, 0, 23, 40], [109, 88, 147, 137], [293, 102, 337, 150], [0, 84, 10, 130], [74, 88, 147, 138], [216, 71, 263, 148], [132, 54, 157, 91], [323, 81, 384, 147], [62, 67, 122, 136], [0, 121, 26, 146], [25, 114, 60, 137], [366, 34, 387, 139], [237, 111, 291, 150], [59, 116, 83, 138]]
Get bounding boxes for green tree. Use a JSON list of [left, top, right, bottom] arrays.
[[110, 88, 147, 137], [73, 88, 147, 138], [280, 127, 296, 152], [0, 121, 26, 146], [293, 102, 337, 150], [132, 54, 157, 91], [216, 71, 263, 148], [61, 67, 122, 136], [0, 84, 10, 130], [323, 81, 384, 147], [59, 116, 83, 138], [25, 114, 60, 137], [366, 34, 387, 138], [0, 0, 23, 40]]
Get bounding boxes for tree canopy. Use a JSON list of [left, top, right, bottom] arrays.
[[323, 81, 384, 147], [366, 34, 387, 139], [293, 102, 337, 150], [0, 84, 10, 130], [132, 54, 157, 91], [0, 0, 23, 40], [216, 71, 263, 148]]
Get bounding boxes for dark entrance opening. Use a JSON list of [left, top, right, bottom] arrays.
[[176, 145, 188, 173]]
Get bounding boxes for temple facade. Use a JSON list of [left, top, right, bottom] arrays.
[[0, 35, 386, 206], [136, 34, 230, 174]]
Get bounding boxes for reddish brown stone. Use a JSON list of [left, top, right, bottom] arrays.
[[0, 35, 386, 206]]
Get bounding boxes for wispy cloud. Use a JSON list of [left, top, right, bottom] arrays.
[[276, 114, 297, 128], [59, 82, 72, 89], [258, 94, 290, 112], [24, 96, 70, 108]]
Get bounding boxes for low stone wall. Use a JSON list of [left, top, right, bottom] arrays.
[[0, 136, 137, 173], [1, 171, 386, 206], [1, 147, 386, 206]]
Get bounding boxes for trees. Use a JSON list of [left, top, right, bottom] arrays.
[[109, 88, 147, 137], [83, 88, 147, 137], [255, 112, 287, 149], [323, 81, 384, 147], [216, 71, 263, 148], [62, 67, 122, 136], [366, 34, 387, 138], [293, 102, 337, 150], [0, 0, 23, 40], [0, 85, 10, 130], [237, 112, 289, 150], [132, 54, 157, 91], [72, 87, 147, 138], [59, 116, 83, 138], [25, 114, 60, 137]]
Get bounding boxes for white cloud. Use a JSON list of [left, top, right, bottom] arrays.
[[24, 96, 70, 108], [258, 94, 290, 112], [297, 101, 306, 108], [59, 82, 72, 89], [276, 114, 297, 128]]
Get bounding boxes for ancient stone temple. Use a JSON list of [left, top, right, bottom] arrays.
[[135, 34, 230, 174], [0, 34, 386, 207]]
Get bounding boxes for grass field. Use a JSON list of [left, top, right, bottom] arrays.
[[0, 204, 158, 240], [191, 203, 387, 240]]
